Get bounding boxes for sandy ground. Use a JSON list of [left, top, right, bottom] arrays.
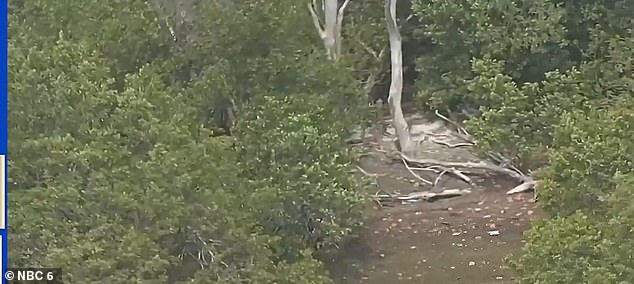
[[330, 113, 542, 284]]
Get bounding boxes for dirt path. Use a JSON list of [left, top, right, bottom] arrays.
[[331, 113, 542, 283]]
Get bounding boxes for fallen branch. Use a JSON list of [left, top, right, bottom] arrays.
[[487, 151, 524, 176], [445, 167, 474, 185], [376, 189, 471, 204], [506, 180, 537, 195], [434, 110, 473, 142], [355, 166, 386, 177], [400, 153, 536, 194], [429, 138, 475, 148], [402, 159, 433, 185], [400, 153, 530, 182], [409, 165, 477, 175], [408, 166, 442, 173], [433, 168, 448, 187]]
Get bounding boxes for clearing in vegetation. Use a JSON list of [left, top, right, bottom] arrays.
[[332, 111, 543, 283]]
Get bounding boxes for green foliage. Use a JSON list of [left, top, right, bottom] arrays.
[[462, 58, 599, 169], [411, 0, 633, 112], [411, 0, 570, 110], [13, 0, 633, 282], [155, 0, 381, 133], [9, 35, 346, 283], [235, 95, 368, 261], [459, 34, 633, 169], [10, 0, 168, 80], [537, 98, 634, 216], [504, 37, 633, 281], [513, 173, 634, 283], [9, 1, 374, 283]]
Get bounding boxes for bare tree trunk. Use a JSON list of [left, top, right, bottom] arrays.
[[385, 0, 415, 156], [308, 0, 350, 61]]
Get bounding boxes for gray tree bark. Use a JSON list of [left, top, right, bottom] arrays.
[[308, 0, 351, 61], [385, 0, 415, 156]]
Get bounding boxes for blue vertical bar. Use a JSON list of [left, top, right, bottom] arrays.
[[0, 0, 7, 283]]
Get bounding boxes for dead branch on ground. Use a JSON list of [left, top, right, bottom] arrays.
[[375, 189, 471, 205], [428, 138, 475, 148], [399, 153, 536, 195], [402, 159, 433, 185], [433, 110, 475, 143]]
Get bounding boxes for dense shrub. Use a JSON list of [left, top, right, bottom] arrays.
[[511, 85, 633, 283], [235, 95, 369, 261], [9, 1, 373, 283], [537, 98, 634, 216], [514, 173, 634, 283]]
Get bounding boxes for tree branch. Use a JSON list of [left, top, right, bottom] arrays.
[[308, 0, 326, 39], [335, 0, 351, 57]]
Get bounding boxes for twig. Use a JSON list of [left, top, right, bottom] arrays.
[[356, 39, 387, 61]]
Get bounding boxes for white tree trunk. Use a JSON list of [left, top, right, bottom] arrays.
[[308, 0, 350, 61], [385, 0, 415, 155]]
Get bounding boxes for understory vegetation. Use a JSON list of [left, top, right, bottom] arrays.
[[8, 0, 633, 283]]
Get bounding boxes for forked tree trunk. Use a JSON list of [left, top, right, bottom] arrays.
[[385, 0, 415, 155], [308, 0, 351, 61]]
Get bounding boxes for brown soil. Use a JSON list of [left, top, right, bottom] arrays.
[[330, 118, 543, 283]]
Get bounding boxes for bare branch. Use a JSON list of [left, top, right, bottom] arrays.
[[376, 189, 471, 204], [308, 0, 326, 39], [400, 153, 530, 182], [355, 165, 385, 177], [433, 168, 448, 187], [446, 167, 473, 185], [506, 180, 537, 195], [356, 39, 386, 61], [428, 138, 475, 148], [434, 110, 472, 139], [335, 0, 351, 57], [402, 159, 433, 185]]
